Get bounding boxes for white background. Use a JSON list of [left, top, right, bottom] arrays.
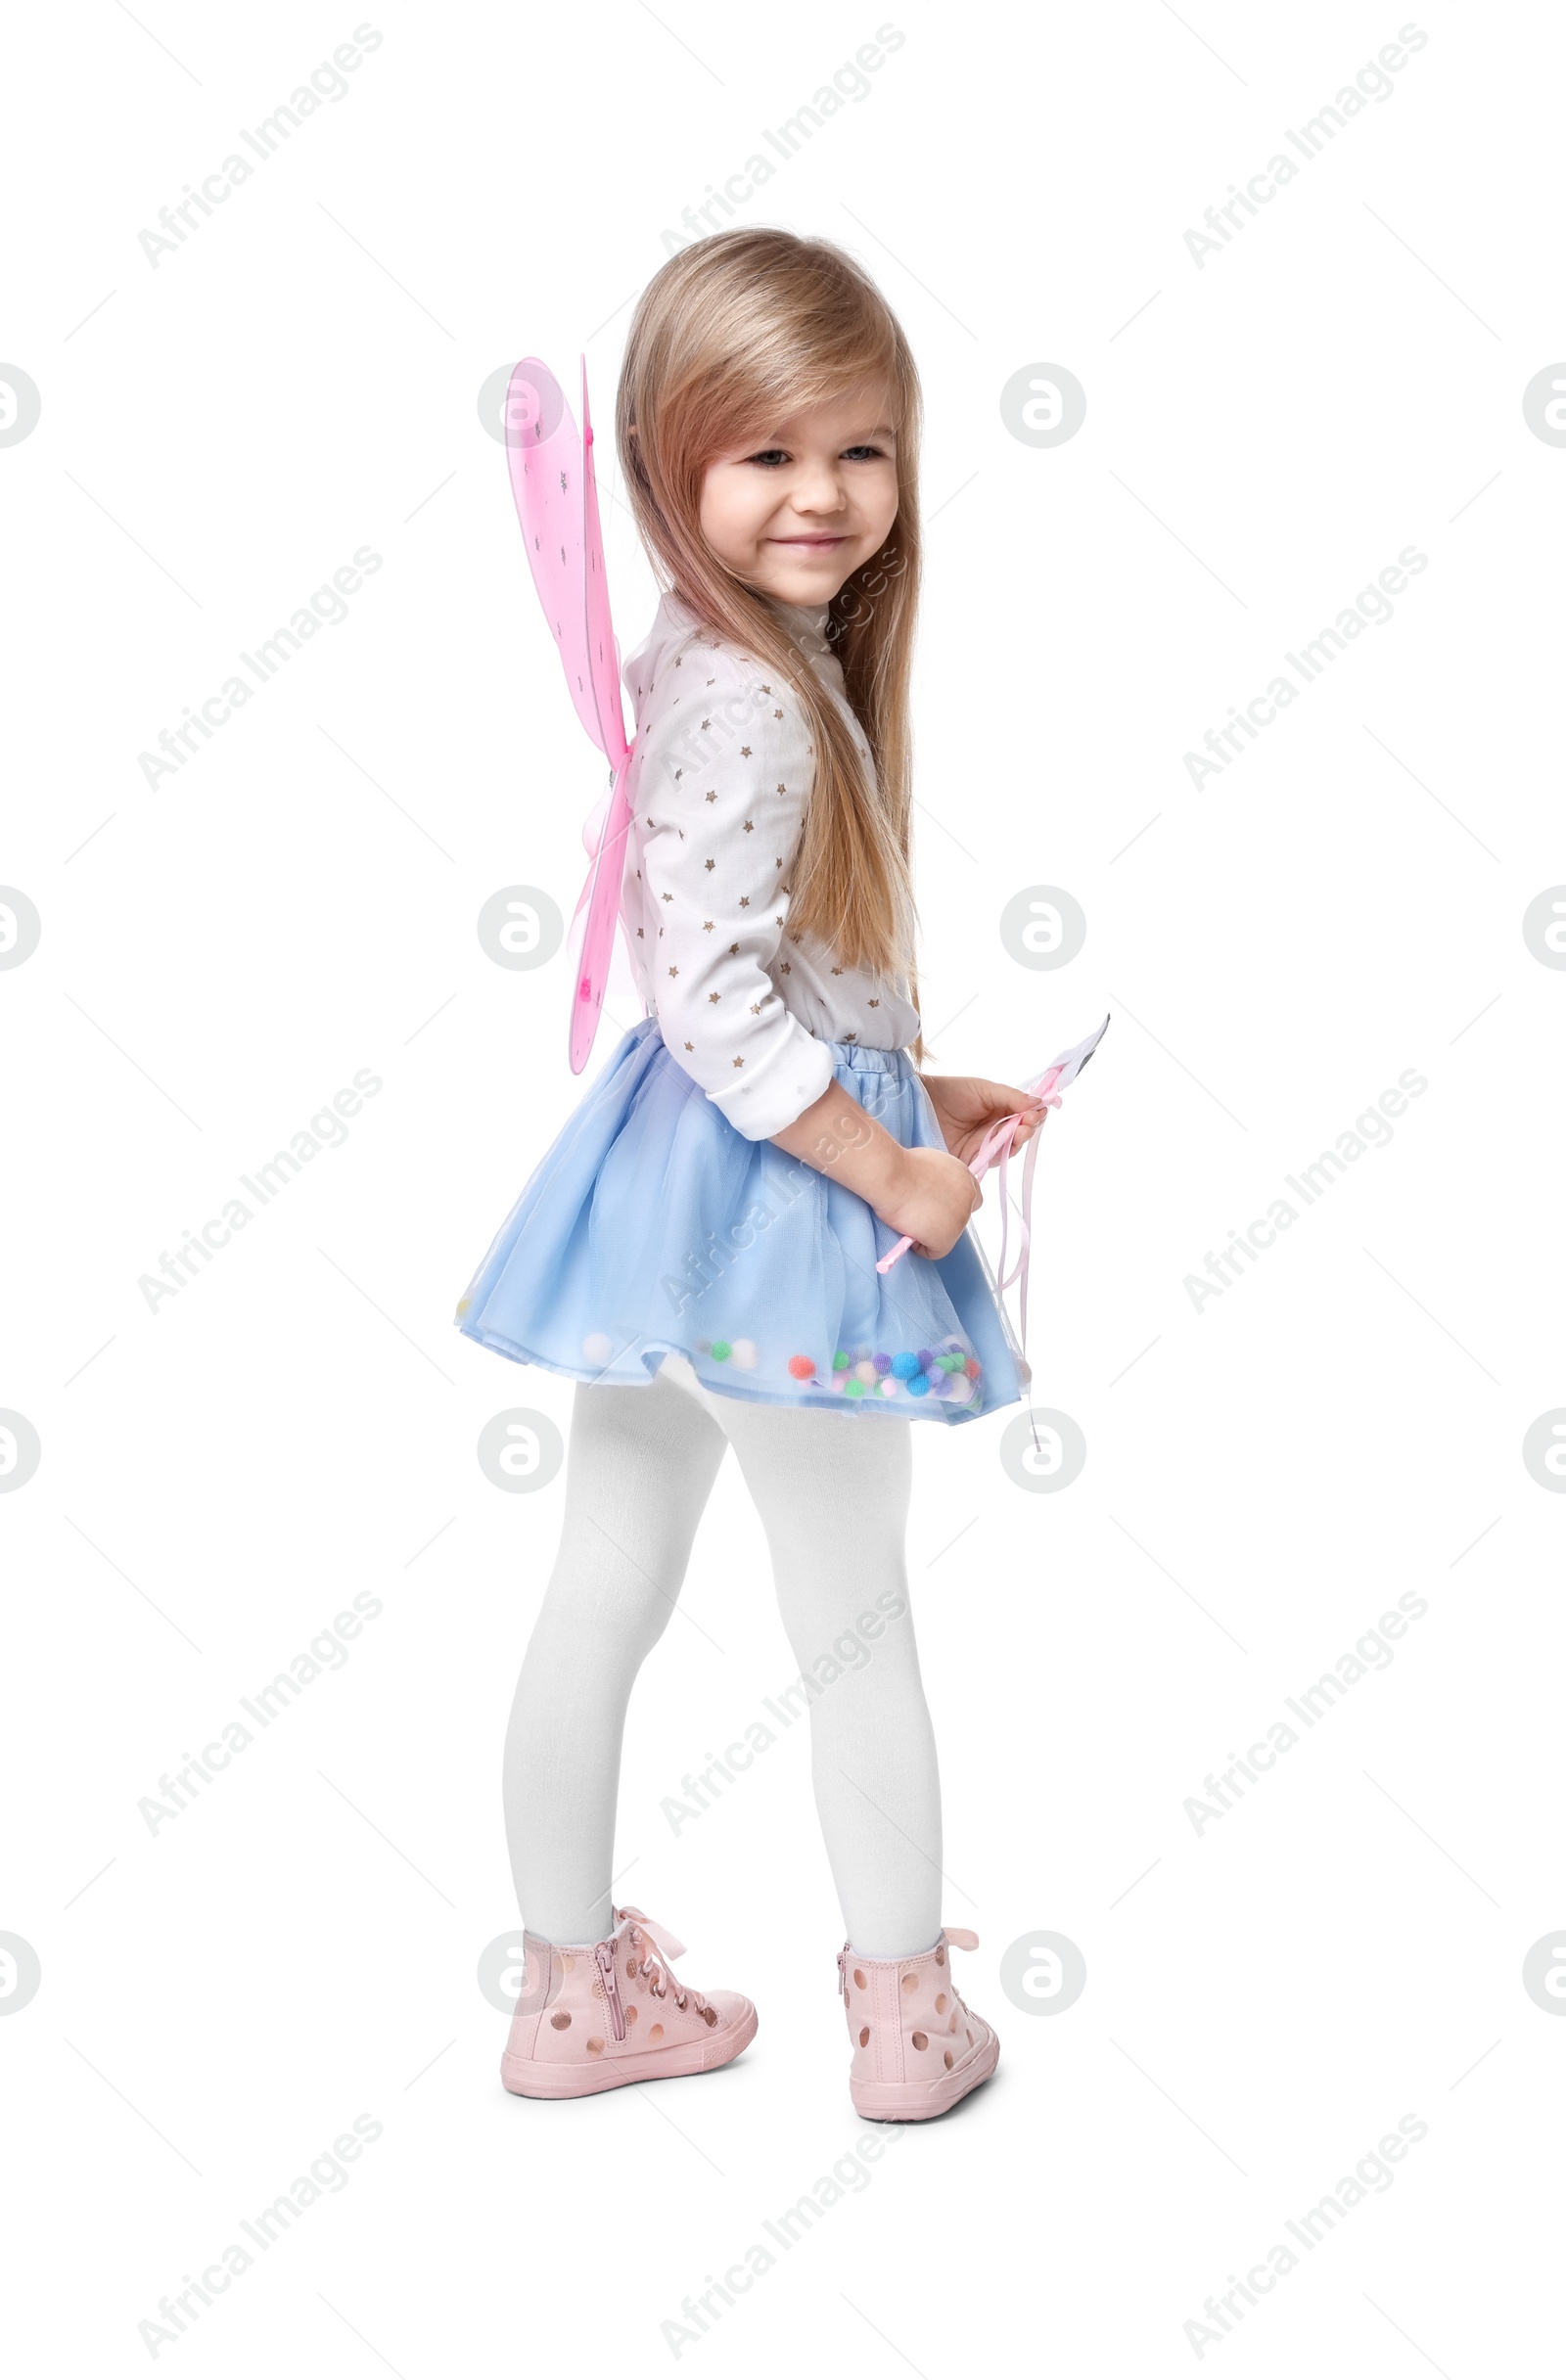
[[4, 0, 1562, 2369]]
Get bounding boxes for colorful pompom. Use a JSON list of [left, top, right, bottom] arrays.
[[872, 1351, 893, 1375], [905, 1372, 931, 1397], [853, 1359, 878, 1386], [832, 1350, 851, 1372], [916, 1349, 933, 1369], [695, 1338, 712, 1354], [845, 1377, 865, 1397], [879, 1375, 900, 1396], [582, 1332, 614, 1365], [787, 1353, 815, 1380], [964, 1357, 981, 1379], [710, 1340, 732, 1361], [890, 1350, 921, 1380], [729, 1338, 759, 1370]]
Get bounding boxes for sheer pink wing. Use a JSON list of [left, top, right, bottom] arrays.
[[504, 355, 633, 1073]]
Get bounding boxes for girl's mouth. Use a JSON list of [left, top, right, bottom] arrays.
[[767, 533, 849, 548]]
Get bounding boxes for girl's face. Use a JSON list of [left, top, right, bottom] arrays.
[[698, 386, 899, 610]]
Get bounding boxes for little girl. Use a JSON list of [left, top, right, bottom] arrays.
[[457, 229, 1046, 2120]]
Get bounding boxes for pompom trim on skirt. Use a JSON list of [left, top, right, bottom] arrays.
[[454, 1017, 1026, 1426]]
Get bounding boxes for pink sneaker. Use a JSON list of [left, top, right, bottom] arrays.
[[839, 1926, 1000, 2121], [501, 1906, 758, 2100]]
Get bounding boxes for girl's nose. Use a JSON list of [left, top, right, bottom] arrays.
[[791, 459, 849, 514]]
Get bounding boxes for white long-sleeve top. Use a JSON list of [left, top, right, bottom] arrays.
[[618, 591, 921, 1139]]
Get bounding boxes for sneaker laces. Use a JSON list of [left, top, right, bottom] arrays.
[[614, 1905, 712, 2019], [943, 1927, 980, 2019]]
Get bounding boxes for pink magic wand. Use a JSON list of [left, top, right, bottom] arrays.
[[877, 1015, 1110, 1358]]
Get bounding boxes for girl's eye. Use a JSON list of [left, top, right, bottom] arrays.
[[743, 443, 891, 467]]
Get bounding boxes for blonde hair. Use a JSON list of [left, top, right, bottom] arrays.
[[616, 228, 921, 994]]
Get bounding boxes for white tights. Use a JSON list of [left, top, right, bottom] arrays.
[[503, 1359, 944, 1958]]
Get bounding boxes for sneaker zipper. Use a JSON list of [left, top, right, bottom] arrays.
[[595, 1940, 626, 2041]]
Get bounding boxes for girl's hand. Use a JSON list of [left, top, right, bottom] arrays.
[[919, 1074, 1048, 1168], [877, 1145, 983, 1260]]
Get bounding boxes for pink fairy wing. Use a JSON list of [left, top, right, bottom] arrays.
[[503, 356, 634, 1074], [576, 359, 629, 778], [506, 359, 599, 754], [566, 361, 634, 1071]]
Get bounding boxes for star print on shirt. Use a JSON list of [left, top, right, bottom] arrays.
[[705, 790, 717, 802], [709, 991, 721, 1004], [668, 966, 679, 977], [684, 1039, 694, 1050], [743, 820, 754, 832], [772, 708, 783, 719], [739, 895, 750, 907], [701, 718, 712, 730], [703, 920, 714, 932], [704, 858, 715, 871], [732, 1056, 744, 1067], [740, 746, 752, 757]]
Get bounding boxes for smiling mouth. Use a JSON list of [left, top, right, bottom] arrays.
[[768, 534, 849, 548]]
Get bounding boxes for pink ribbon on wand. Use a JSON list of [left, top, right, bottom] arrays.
[[875, 1016, 1110, 1363]]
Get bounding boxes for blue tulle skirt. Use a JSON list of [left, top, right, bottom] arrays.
[[455, 1017, 1025, 1424]]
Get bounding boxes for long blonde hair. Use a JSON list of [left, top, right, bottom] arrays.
[[616, 229, 922, 991]]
